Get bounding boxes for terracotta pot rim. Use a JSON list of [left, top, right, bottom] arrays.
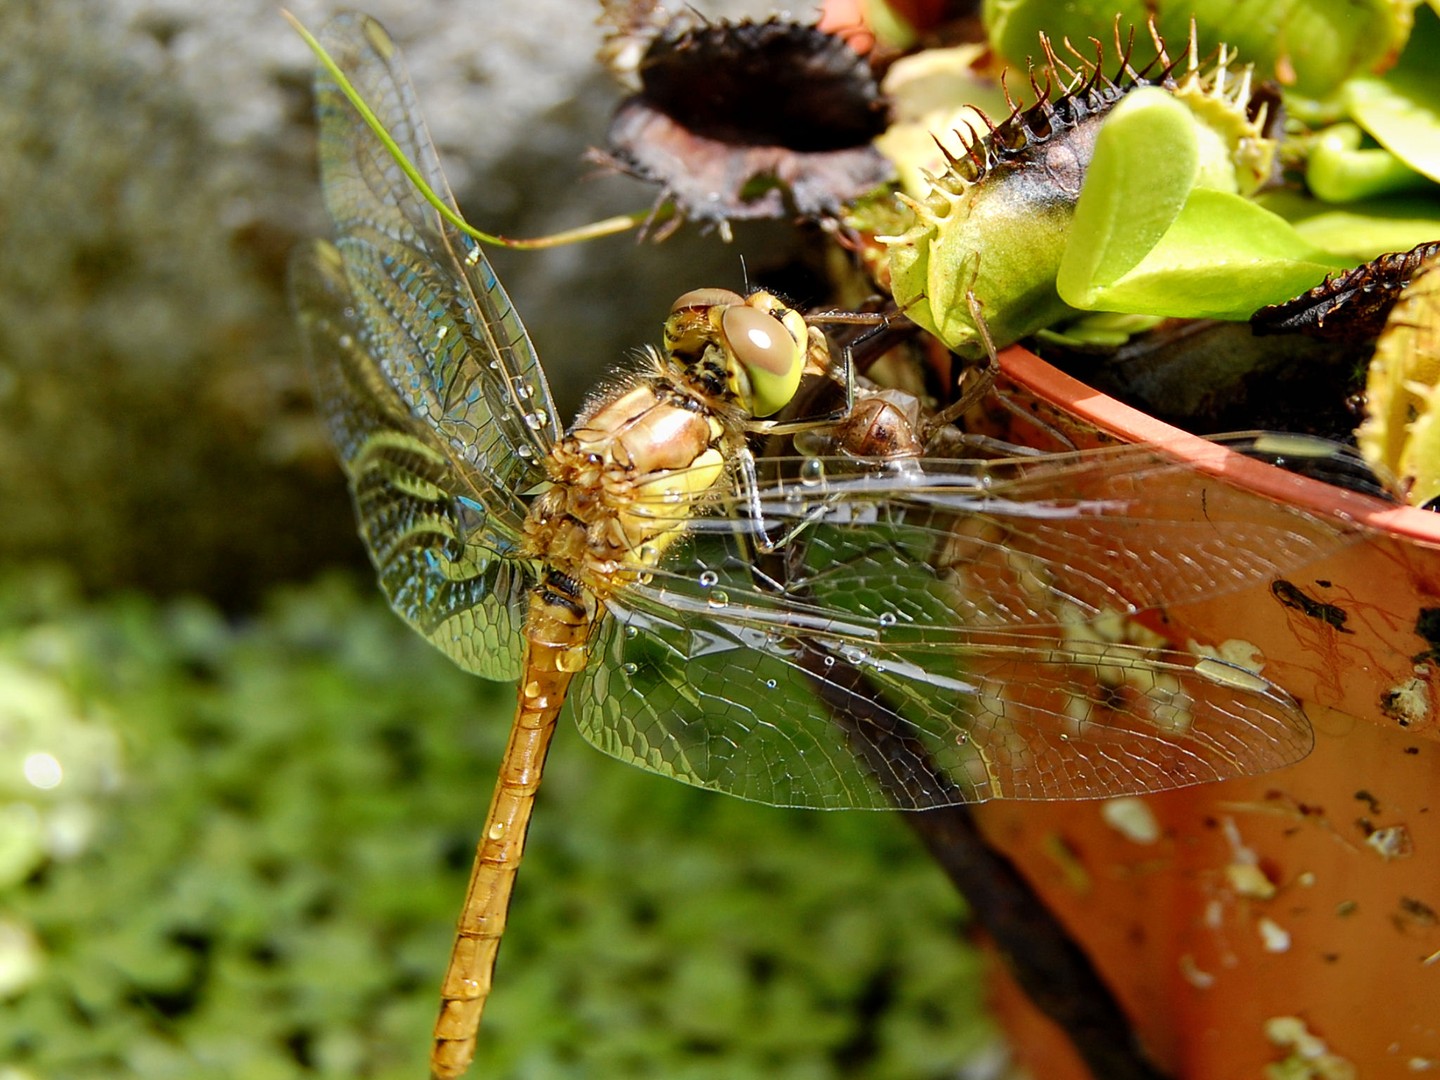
[[999, 345, 1440, 547]]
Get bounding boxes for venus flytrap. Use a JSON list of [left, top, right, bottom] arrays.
[[1358, 250, 1440, 506], [1258, 4, 1440, 261], [982, 0, 1410, 101], [874, 25, 1338, 357], [1305, 123, 1433, 204], [1340, 6, 1440, 191], [1056, 87, 1344, 319]]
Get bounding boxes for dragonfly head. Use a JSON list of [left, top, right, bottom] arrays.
[[663, 289, 809, 418]]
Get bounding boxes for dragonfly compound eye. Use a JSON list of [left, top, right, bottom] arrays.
[[721, 302, 805, 417], [663, 288, 746, 379], [670, 288, 745, 313]]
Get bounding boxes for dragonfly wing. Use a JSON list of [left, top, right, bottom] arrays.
[[575, 599, 891, 810], [293, 242, 532, 680], [312, 14, 561, 469], [579, 587, 1310, 809], [571, 443, 1346, 808], [734, 445, 1356, 627], [293, 14, 567, 680]]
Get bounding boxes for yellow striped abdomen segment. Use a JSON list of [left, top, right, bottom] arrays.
[[430, 579, 592, 1079]]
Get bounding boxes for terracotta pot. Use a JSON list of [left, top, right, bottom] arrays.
[[974, 346, 1440, 1079]]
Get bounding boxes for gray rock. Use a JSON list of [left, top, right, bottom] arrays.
[[1, 0, 800, 601]]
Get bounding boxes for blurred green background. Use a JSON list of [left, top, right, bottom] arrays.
[[0, 570, 990, 1078], [1, 4, 991, 1076]]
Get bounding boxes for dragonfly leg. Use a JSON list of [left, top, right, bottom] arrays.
[[930, 290, 1000, 428], [931, 290, 1078, 450], [745, 327, 859, 436], [736, 447, 835, 554]]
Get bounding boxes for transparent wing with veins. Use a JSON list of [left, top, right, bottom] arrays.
[[291, 13, 557, 679], [293, 11, 1343, 811], [574, 444, 1349, 809]]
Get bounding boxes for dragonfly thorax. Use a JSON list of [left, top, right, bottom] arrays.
[[524, 377, 738, 598], [520, 289, 822, 597]]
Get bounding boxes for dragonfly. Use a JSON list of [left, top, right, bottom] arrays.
[[289, 13, 1349, 1079]]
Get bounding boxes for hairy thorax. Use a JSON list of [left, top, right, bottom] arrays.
[[522, 378, 740, 598]]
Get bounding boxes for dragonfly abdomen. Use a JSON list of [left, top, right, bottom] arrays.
[[432, 580, 592, 1078]]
